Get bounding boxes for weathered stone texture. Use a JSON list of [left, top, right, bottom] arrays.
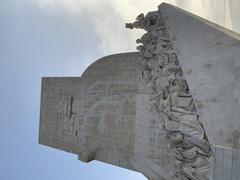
[[39, 3, 240, 180], [159, 3, 240, 150], [39, 53, 176, 179]]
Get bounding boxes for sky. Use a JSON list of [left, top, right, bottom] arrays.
[[0, 0, 239, 180]]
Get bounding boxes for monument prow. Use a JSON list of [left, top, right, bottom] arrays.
[[39, 3, 240, 180]]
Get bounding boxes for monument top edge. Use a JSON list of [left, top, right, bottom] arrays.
[[158, 3, 240, 40]]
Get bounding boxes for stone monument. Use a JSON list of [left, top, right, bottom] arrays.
[[39, 3, 240, 180]]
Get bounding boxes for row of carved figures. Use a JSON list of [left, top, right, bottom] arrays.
[[126, 8, 212, 180]]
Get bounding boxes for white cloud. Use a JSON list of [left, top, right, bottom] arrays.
[[34, 0, 239, 55], [34, 0, 175, 55], [35, 0, 81, 13]]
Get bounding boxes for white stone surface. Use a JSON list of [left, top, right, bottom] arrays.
[[39, 52, 176, 179], [39, 3, 240, 180], [159, 3, 240, 149], [209, 146, 240, 180]]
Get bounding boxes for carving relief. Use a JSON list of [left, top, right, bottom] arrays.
[[126, 8, 211, 180]]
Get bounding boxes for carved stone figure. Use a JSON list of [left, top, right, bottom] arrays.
[[126, 5, 212, 180]]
